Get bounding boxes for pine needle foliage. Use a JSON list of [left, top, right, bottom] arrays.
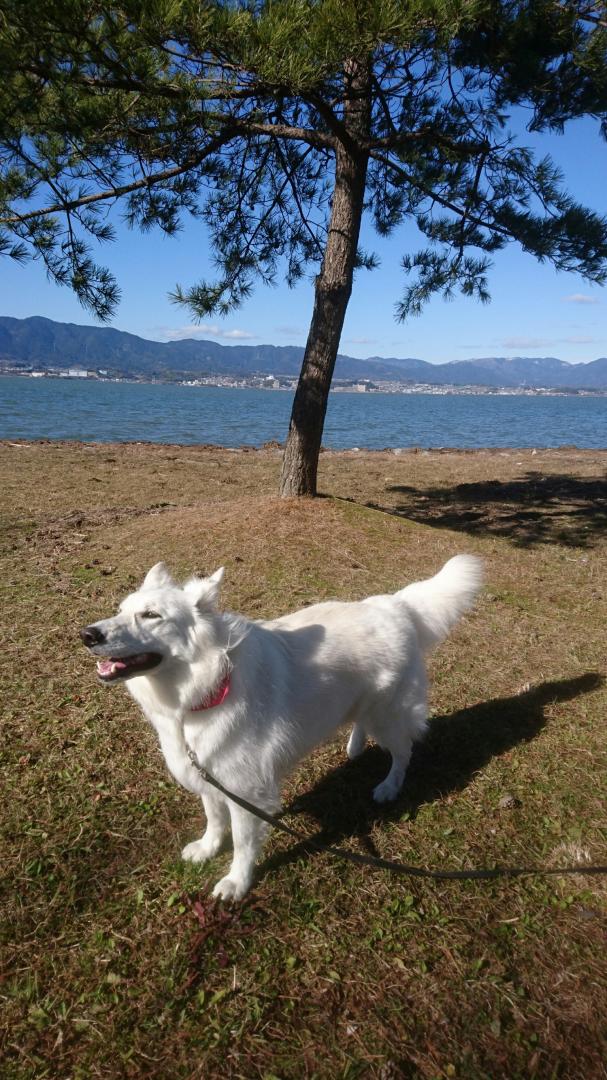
[[1, 0, 606, 321]]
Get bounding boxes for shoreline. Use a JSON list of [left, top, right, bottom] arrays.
[[2, 438, 604, 454], [2, 370, 606, 397]]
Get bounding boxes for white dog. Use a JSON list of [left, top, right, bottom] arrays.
[[80, 555, 482, 900]]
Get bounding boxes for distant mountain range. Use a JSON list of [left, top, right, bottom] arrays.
[[1, 315, 607, 389]]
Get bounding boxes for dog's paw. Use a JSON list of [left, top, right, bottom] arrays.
[[212, 875, 249, 902], [181, 838, 220, 864], [373, 778, 400, 804]]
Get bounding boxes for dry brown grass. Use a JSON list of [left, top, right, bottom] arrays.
[[1, 441, 606, 1079]]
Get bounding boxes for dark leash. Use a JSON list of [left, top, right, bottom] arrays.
[[184, 743, 607, 883]]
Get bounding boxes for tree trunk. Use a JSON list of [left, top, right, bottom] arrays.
[[279, 61, 370, 497]]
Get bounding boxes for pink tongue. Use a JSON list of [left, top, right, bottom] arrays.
[[97, 659, 127, 675]]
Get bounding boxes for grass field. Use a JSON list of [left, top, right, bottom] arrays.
[[1, 440, 606, 1079]]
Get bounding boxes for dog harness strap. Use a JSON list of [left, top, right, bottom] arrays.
[[191, 673, 231, 712]]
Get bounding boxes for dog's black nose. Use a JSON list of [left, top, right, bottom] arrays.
[[80, 625, 106, 647]]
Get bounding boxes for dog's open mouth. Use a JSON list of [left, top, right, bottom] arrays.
[[96, 653, 162, 682]]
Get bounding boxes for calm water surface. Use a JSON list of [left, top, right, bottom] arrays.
[[1, 377, 605, 449]]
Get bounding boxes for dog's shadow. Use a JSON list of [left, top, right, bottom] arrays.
[[261, 672, 603, 878]]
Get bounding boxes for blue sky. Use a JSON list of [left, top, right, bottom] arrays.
[[1, 117, 605, 364]]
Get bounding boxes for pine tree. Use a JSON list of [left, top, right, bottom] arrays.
[[1, 1, 607, 493]]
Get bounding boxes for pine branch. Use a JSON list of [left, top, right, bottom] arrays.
[[1, 130, 238, 225], [368, 149, 514, 243], [270, 140, 326, 260]]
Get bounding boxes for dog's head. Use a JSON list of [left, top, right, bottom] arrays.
[[79, 562, 225, 684]]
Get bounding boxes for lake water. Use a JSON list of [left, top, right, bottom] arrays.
[[0, 376, 605, 449]]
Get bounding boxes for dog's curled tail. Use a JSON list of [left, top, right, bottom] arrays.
[[398, 554, 483, 652]]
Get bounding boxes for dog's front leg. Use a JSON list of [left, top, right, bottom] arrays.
[[212, 805, 270, 901], [182, 789, 230, 864]]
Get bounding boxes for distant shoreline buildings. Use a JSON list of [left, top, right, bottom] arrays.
[[1, 365, 604, 397]]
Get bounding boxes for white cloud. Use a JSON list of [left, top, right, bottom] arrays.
[[563, 293, 600, 305], [343, 335, 378, 345], [221, 328, 256, 340], [275, 324, 304, 337], [501, 334, 601, 349], [148, 323, 257, 342], [502, 336, 555, 349]]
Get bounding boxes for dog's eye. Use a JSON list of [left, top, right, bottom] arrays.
[[141, 610, 161, 619]]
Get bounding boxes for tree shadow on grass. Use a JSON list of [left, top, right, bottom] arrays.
[[261, 672, 603, 879], [366, 472, 607, 548]]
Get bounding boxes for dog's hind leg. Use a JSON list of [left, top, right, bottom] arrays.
[[372, 731, 413, 803], [371, 661, 428, 804], [182, 790, 230, 864], [346, 723, 367, 760], [371, 693, 427, 804], [212, 801, 271, 901]]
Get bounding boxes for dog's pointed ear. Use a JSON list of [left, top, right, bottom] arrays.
[[184, 567, 225, 612], [141, 562, 174, 591]]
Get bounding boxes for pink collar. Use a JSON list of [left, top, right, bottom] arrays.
[[190, 673, 231, 712]]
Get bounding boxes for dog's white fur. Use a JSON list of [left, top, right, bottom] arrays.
[[82, 555, 483, 900]]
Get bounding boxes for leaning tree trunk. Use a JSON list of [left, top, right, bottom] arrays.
[[279, 62, 371, 497]]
